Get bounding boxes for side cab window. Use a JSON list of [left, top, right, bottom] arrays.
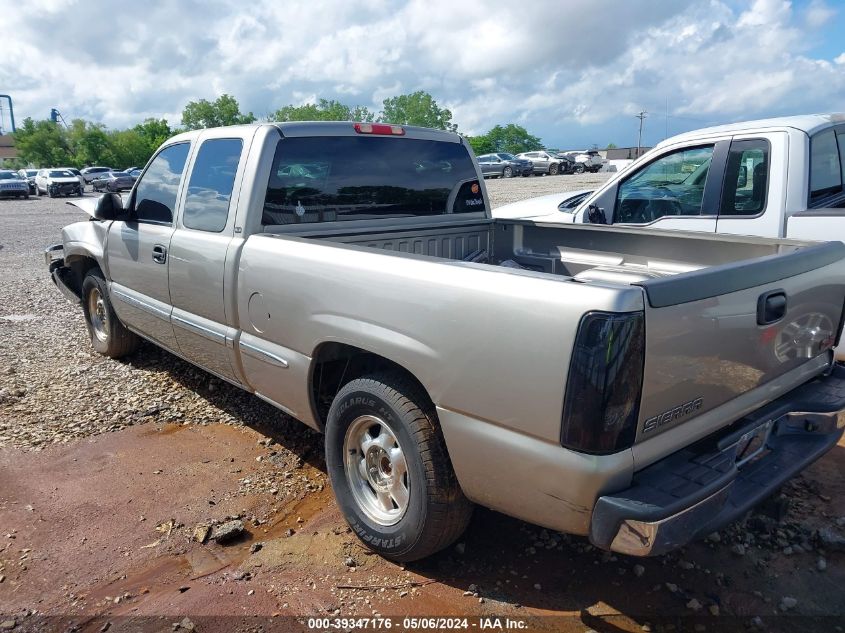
[[182, 138, 243, 232], [130, 143, 191, 225], [810, 128, 844, 208], [719, 139, 770, 216], [614, 145, 714, 223]]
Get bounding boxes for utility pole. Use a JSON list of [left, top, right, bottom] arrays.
[[636, 110, 648, 158]]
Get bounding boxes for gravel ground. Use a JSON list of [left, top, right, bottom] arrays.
[[484, 171, 609, 207], [2, 182, 845, 632]]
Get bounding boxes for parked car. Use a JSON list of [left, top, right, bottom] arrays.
[[91, 171, 135, 192], [17, 169, 38, 194], [477, 153, 532, 178], [515, 150, 564, 175], [548, 152, 578, 174], [35, 169, 83, 197], [129, 169, 143, 180], [80, 166, 113, 184], [0, 170, 30, 198], [56, 167, 87, 191], [46, 122, 845, 563], [567, 149, 606, 173]]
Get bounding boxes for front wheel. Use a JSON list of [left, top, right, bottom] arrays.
[[81, 269, 140, 358], [548, 163, 559, 175], [574, 164, 585, 174], [503, 166, 513, 178], [325, 373, 473, 562]]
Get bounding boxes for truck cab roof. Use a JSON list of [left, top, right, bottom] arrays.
[[164, 122, 462, 145], [656, 113, 845, 149]]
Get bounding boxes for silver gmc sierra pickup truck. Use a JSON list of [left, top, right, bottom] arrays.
[[46, 121, 845, 561]]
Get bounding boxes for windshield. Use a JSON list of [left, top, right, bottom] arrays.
[[0, 172, 18, 180], [25, 170, 37, 176], [497, 153, 516, 160], [262, 136, 485, 225], [49, 170, 74, 178]]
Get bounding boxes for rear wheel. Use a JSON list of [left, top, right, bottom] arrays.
[[574, 164, 585, 174], [325, 373, 473, 561], [81, 269, 140, 358]]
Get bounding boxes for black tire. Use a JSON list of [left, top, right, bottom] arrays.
[[503, 166, 513, 178], [574, 164, 585, 174], [81, 269, 140, 358], [549, 163, 559, 175], [23, 194, 29, 200], [325, 373, 473, 562]]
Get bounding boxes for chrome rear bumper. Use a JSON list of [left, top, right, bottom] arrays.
[[590, 363, 845, 556]]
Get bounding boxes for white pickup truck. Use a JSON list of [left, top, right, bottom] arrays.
[[495, 113, 845, 355], [495, 113, 845, 235]]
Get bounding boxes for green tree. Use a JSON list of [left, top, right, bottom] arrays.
[[468, 124, 542, 155], [12, 118, 72, 166], [106, 129, 153, 169], [270, 98, 374, 122], [133, 118, 172, 154], [67, 119, 111, 167], [379, 91, 457, 131], [181, 94, 256, 130], [606, 143, 618, 149], [465, 135, 495, 155]]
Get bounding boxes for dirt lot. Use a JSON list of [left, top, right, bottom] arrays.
[[2, 180, 845, 633]]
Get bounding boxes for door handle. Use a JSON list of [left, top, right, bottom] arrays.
[[757, 290, 786, 325], [152, 244, 167, 265]]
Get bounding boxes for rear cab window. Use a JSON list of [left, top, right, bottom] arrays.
[[261, 136, 485, 225]]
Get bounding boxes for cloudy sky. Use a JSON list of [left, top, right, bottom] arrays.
[[0, 0, 843, 148]]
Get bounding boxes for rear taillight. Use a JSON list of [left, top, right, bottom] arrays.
[[353, 123, 405, 136], [560, 311, 645, 454]]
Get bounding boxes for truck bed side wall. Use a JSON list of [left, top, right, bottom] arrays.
[[236, 232, 645, 532]]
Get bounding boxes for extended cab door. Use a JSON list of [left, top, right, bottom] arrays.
[[167, 129, 254, 383], [583, 139, 731, 231], [106, 142, 191, 351]]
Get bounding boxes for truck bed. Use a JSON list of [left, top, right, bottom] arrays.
[[259, 217, 845, 468]]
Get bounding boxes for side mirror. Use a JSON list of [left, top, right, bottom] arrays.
[[737, 165, 748, 188], [586, 205, 608, 224], [93, 192, 124, 220]]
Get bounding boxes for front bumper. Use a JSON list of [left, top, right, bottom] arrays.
[[49, 182, 82, 196], [44, 244, 81, 304], [590, 363, 845, 556], [0, 185, 29, 197]]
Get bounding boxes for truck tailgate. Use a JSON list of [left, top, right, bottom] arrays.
[[633, 241, 845, 452]]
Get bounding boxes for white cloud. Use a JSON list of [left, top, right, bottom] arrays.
[[0, 0, 842, 141], [805, 0, 836, 27]]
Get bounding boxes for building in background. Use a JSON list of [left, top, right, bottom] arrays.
[[0, 135, 16, 162]]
